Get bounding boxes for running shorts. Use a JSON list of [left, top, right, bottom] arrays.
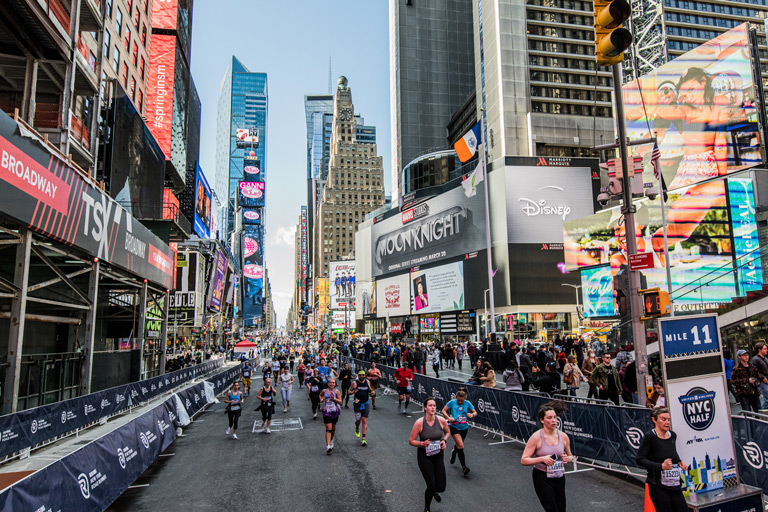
[[397, 386, 410, 396], [353, 402, 370, 420]]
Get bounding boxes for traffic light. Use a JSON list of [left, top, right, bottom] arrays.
[[639, 288, 671, 319], [593, 0, 633, 66]]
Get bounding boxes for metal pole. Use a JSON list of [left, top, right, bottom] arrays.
[[2, 229, 31, 415], [80, 259, 99, 396], [658, 176, 675, 316], [479, 114, 496, 335], [484, 289, 488, 339], [159, 290, 169, 375], [137, 281, 148, 380], [613, 64, 650, 399]]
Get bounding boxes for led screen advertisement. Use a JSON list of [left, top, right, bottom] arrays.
[[565, 180, 737, 311], [243, 157, 261, 180], [371, 180, 486, 277], [727, 177, 763, 295], [580, 265, 616, 318], [151, 0, 178, 30], [410, 261, 464, 314], [146, 34, 176, 159], [237, 181, 265, 208], [375, 273, 411, 318], [623, 23, 762, 192], [206, 249, 227, 313], [329, 261, 355, 310], [242, 208, 261, 225], [235, 128, 259, 148], [194, 164, 211, 238], [360, 281, 377, 318], [420, 314, 440, 333]]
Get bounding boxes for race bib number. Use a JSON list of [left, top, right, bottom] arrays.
[[547, 459, 564, 479], [311, 386, 319, 392], [661, 467, 681, 487], [406, 386, 412, 393], [426, 441, 442, 456], [324, 402, 338, 414], [455, 414, 467, 424]]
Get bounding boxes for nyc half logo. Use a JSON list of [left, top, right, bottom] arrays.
[[678, 387, 715, 431]]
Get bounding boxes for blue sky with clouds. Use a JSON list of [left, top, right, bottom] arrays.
[[191, 1, 391, 326]]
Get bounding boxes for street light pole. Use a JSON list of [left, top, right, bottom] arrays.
[[483, 289, 489, 339], [561, 284, 582, 336]]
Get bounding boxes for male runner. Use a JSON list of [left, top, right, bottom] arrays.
[[348, 370, 374, 446], [241, 361, 253, 396], [317, 358, 337, 391], [394, 364, 414, 414], [367, 362, 383, 410], [339, 362, 354, 408]]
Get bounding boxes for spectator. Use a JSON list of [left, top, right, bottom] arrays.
[[479, 362, 496, 388], [592, 353, 621, 405], [530, 361, 561, 395], [750, 342, 768, 409], [733, 349, 760, 412], [723, 350, 734, 400], [562, 355, 583, 396], [645, 381, 666, 408], [502, 359, 525, 391], [518, 348, 533, 391], [582, 350, 598, 399], [622, 360, 638, 404]]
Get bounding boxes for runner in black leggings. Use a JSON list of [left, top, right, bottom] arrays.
[[409, 397, 450, 512], [306, 369, 322, 420]]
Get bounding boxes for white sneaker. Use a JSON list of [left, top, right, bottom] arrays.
[[225, 428, 231, 435], [330, 439, 334, 449], [283, 407, 287, 413], [232, 433, 238, 440], [266, 428, 272, 434]]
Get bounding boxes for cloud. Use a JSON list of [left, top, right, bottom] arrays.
[[270, 225, 296, 246]]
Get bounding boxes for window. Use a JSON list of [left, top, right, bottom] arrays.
[[103, 31, 111, 60], [127, 0, 133, 13], [138, 89, 143, 113], [115, 8, 123, 33], [144, 0, 149, 14], [106, 0, 113, 17], [130, 77, 136, 100], [124, 27, 130, 50], [141, 24, 147, 46], [139, 56, 145, 79], [122, 63, 128, 87], [132, 42, 138, 65], [112, 47, 120, 72], [134, 8, 140, 29]]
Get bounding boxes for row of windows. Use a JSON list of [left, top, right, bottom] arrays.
[[665, 0, 768, 12], [531, 101, 612, 117], [527, 11, 593, 26], [666, 26, 721, 40], [530, 86, 611, 103], [527, 25, 593, 41], [529, 55, 600, 71], [665, 12, 748, 28], [527, 0, 592, 12], [531, 70, 612, 87], [528, 40, 594, 57]]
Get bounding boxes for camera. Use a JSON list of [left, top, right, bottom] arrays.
[[645, 186, 659, 201], [597, 192, 611, 206]]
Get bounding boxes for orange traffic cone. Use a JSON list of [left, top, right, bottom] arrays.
[[644, 484, 657, 512]]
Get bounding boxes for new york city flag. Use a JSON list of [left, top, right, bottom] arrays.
[[453, 121, 481, 163]]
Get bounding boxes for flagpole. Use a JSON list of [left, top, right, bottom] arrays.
[[479, 112, 496, 336], [653, 137, 675, 316]]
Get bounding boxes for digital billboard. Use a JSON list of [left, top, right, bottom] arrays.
[[623, 23, 762, 191], [243, 157, 261, 180], [360, 281, 377, 318], [375, 273, 410, 317], [580, 265, 616, 318], [146, 34, 176, 158], [242, 208, 261, 225], [236, 128, 259, 148], [330, 260, 355, 310], [420, 314, 440, 333], [194, 164, 211, 238], [410, 261, 464, 314], [151, 0, 178, 30], [727, 177, 763, 294], [564, 180, 737, 311], [206, 249, 227, 313], [238, 181, 265, 208]]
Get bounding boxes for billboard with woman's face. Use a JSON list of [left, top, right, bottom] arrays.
[[194, 164, 211, 238], [623, 23, 762, 191]]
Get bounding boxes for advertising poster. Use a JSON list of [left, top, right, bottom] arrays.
[[235, 128, 259, 148], [580, 265, 616, 318], [668, 376, 738, 492], [146, 34, 176, 158], [420, 314, 440, 333], [329, 260, 356, 310], [242, 208, 261, 225], [564, 180, 736, 312], [206, 250, 226, 313], [410, 261, 464, 314], [727, 177, 763, 294], [623, 23, 762, 191], [375, 273, 411, 317], [360, 281, 377, 318], [371, 181, 486, 277], [332, 311, 353, 333], [243, 157, 261, 180], [193, 164, 211, 238], [237, 181, 265, 208], [242, 225, 263, 263]]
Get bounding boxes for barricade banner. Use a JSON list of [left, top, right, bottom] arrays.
[[732, 415, 768, 493], [0, 359, 222, 459]]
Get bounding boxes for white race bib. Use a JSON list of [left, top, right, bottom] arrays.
[[661, 466, 681, 487], [311, 385, 319, 392], [547, 459, 565, 478], [426, 441, 442, 456]]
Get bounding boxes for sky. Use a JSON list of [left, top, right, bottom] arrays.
[[190, 1, 391, 328]]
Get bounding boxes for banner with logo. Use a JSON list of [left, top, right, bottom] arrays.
[[733, 415, 768, 494], [375, 273, 410, 317]]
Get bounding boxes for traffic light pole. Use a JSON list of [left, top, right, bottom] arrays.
[[612, 64, 651, 401]]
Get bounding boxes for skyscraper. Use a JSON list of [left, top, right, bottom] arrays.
[[389, 0, 477, 203]]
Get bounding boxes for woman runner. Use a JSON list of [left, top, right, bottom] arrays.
[[521, 401, 574, 512], [256, 377, 277, 434], [297, 361, 306, 387], [636, 407, 690, 512], [409, 397, 451, 512], [306, 368, 322, 420], [321, 378, 342, 454], [441, 388, 477, 476], [224, 382, 243, 440], [279, 366, 294, 413]]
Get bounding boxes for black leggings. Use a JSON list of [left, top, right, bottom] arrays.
[[227, 410, 240, 431], [260, 404, 273, 422], [341, 383, 351, 405], [647, 484, 687, 512], [532, 468, 566, 512], [310, 393, 320, 414], [417, 449, 446, 509]]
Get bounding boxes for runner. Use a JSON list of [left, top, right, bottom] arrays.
[[256, 377, 277, 434], [279, 366, 294, 413], [521, 401, 574, 512], [321, 378, 342, 454], [224, 382, 244, 440], [394, 363, 414, 414], [297, 361, 306, 388], [317, 358, 337, 390], [636, 407, 690, 512], [306, 368, 322, 420], [409, 397, 450, 512], [367, 361, 383, 410], [241, 361, 253, 396], [262, 360, 272, 382], [348, 370, 374, 445], [271, 358, 281, 381], [339, 362, 354, 408], [441, 388, 477, 476], [289, 352, 296, 373]]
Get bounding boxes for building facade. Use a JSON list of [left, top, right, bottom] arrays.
[[314, 77, 385, 279]]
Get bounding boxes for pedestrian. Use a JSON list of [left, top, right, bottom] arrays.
[[224, 382, 243, 440], [636, 407, 690, 512], [339, 362, 354, 408], [321, 378, 342, 454], [306, 369, 322, 420], [279, 366, 294, 412], [414, 345, 426, 374], [733, 349, 760, 412], [502, 359, 524, 391], [456, 343, 465, 370], [521, 401, 573, 512], [409, 397, 450, 512], [479, 361, 496, 388], [562, 355, 582, 396], [256, 377, 276, 434], [442, 388, 476, 476], [582, 350, 597, 399], [592, 353, 621, 405], [394, 363, 414, 414], [646, 381, 667, 408], [531, 361, 561, 395], [349, 370, 374, 446], [367, 362, 383, 410]]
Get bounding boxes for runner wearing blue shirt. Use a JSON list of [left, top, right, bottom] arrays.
[[316, 358, 337, 390], [441, 388, 477, 476]]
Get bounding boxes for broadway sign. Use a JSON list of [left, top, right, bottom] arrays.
[[371, 182, 486, 277], [0, 110, 175, 289]]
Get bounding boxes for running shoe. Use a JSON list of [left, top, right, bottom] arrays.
[[232, 434, 238, 440], [373, 405, 376, 410], [361, 438, 367, 446], [463, 466, 471, 476], [433, 492, 441, 503], [327, 445, 332, 455], [266, 428, 272, 434], [355, 429, 360, 438], [226, 428, 231, 435], [283, 407, 287, 413], [330, 439, 335, 449], [450, 449, 456, 465]]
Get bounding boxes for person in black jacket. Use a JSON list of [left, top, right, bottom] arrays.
[[530, 361, 561, 395], [636, 407, 689, 512]]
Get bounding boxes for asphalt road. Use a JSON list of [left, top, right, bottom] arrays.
[[108, 376, 644, 512]]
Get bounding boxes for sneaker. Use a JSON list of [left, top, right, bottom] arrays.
[[283, 407, 287, 413], [326, 445, 332, 454], [361, 438, 367, 446], [344, 405, 349, 409], [450, 449, 457, 465], [266, 428, 272, 434], [232, 434, 238, 440], [330, 439, 334, 449], [434, 492, 442, 503], [313, 414, 317, 420], [373, 405, 377, 410], [463, 466, 471, 476], [355, 429, 360, 438], [225, 428, 231, 435]]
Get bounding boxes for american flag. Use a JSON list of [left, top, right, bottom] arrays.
[[650, 141, 662, 181]]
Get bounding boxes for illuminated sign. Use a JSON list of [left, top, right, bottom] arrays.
[[151, 0, 178, 30], [239, 181, 264, 199], [146, 34, 176, 158]]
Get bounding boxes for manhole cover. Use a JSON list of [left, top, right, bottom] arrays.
[[252, 417, 303, 433]]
